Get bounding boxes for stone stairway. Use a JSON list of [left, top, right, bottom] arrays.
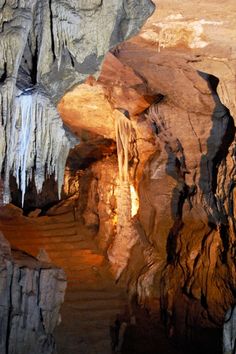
[[0, 206, 128, 354]]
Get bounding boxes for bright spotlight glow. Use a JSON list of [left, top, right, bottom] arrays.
[[130, 185, 139, 217]]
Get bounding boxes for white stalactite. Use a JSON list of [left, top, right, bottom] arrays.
[[0, 0, 153, 207], [0, 89, 71, 205]]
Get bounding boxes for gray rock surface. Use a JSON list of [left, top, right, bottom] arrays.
[[0, 231, 66, 354], [223, 306, 236, 354], [0, 0, 155, 204]]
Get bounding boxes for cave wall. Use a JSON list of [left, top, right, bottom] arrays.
[[115, 43, 236, 338], [0, 0, 235, 351], [0, 232, 66, 354], [66, 35, 236, 349], [0, 0, 155, 205]]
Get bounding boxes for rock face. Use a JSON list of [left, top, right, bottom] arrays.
[[113, 42, 236, 347], [140, 0, 236, 119], [223, 306, 236, 354], [0, 0, 155, 204], [0, 232, 66, 354], [58, 27, 236, 351]]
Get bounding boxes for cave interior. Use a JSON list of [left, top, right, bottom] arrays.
[[0, 1, 236, 354]]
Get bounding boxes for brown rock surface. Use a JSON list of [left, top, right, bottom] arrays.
[[137, 0, 236, 118], [58, 84, 116, 139], [56, 8, 236, 348], [0, 204, 128, 354]]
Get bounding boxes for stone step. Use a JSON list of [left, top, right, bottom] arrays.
[[66, 289, 125, 301], [1, 214, 128, 354], [61, 306, 124, 320], [55, 336, 111, 354], [65, 297, 124, 310], [3, 228, 78, 237], [11, 241, 90, 250], [0, 219, 77, 230], [45, 249, 103, 260], [11, 241, 97, 254], [57, 321, 112, 334]]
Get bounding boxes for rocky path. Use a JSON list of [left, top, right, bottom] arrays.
[[0, 206, 128, 354]]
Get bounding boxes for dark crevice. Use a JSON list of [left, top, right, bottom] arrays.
[[68, 50, 75, 68], [31, 37, 38, 85], [228, 181, 236, 233], [198, 72, 235, 225], [49, 0, 56, 61], [212, 113, 235, 194], [0, 62, 7, 83], [167, 180, 188, 264], [219, 224, 230, 264], [166, 218, 183, 264]]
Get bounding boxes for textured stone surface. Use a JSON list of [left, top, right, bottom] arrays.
[[138, 0, 236, 118], [1, 0, 236, 352], [59, 29, 236, 351], [0, 0, 154, 204], [0, 232, 66, 354], [223, 306, 236, 354], [112, 42, 236, 342]]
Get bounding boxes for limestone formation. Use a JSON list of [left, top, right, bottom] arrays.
[[223, 306, 236, 354], [107, 110, 139, 278], [0, 0, 155, 205], [2, 0, 236, 352], [0, 231, 66, 354], [58, 26, 236, 350]]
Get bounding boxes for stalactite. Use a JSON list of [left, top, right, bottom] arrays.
[[0, 0, 153, 207], [108, 110, 139, 279], [0, 89, 71, 205], [115, 112, 134, 183]]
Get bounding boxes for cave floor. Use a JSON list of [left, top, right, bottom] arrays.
[[0, 205, 129, 353], [0, 204, 212, 354]]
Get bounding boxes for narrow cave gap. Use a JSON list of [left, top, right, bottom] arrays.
[[219, 224, 230, 264], [0, 62, 7, 83], [49, 0, 56, 61], [31, 36, 39, 85], [68, 50, 75, 68], [17, 34, 40, 89]]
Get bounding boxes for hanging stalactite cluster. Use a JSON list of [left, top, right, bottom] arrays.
[[0, 0, 154, 206], [1, 90, 71, 205]]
